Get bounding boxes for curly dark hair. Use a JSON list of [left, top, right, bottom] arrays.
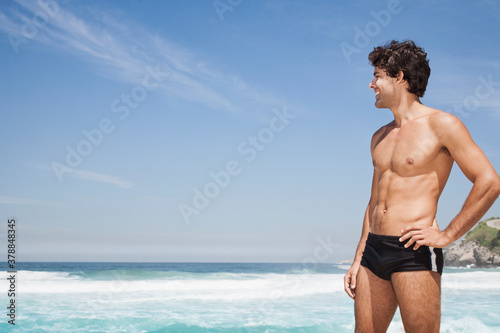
[[368, 40, 430, 97]]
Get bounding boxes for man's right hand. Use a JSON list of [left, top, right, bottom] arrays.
[[344, 261, 360, 300]]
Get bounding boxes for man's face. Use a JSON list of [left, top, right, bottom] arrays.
[[369, 67, 397, 109]]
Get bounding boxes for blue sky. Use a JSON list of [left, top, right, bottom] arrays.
[[1, 0, 500, 262]]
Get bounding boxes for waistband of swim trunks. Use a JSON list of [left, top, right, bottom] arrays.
[[367, 232, 402, 241]]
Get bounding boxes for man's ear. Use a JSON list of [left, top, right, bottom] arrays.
[[396, 70, 405, 83]]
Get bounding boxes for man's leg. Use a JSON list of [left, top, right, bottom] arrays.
[[391, 271, 441, 333], [355, 266, 398, 333]]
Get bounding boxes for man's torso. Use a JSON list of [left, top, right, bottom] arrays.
[[371, 109, 454, 235]]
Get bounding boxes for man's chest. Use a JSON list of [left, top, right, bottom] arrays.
[[372, 126, 442, 176]]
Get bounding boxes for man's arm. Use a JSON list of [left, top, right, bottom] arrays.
[[344, 168, 378, 299], [344, 128, 385, 299], [401, 114, 500, 249]]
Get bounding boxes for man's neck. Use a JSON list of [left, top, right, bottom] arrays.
[[389, 93, 423, 127]]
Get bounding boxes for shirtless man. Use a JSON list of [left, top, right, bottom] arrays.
[[343, 40, 500, 333]]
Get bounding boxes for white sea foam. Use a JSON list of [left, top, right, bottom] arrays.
[[7, 271, 345, 300], [4, 270, 500, 298], [440, 316, 498, 333], [8, 271, 500, 298], [442, 271, 500, 290]]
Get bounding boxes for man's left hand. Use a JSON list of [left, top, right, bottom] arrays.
[[400, 218, 452, 250]]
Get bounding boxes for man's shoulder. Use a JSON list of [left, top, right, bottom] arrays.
[[370, 121, 395, 149], [427, 109, 466, 135], [427, 108, 459, 122], [372, 120, 395, 136]]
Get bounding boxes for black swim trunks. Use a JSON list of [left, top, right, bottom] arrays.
[[360, 233, 443, 280]]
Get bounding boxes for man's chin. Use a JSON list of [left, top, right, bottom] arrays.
[[374, 100, 388, 109]]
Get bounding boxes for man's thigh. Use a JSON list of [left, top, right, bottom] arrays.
[[355, 266, 398, 333], [391, 271, 441, 333]]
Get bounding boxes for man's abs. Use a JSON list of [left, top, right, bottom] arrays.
[[371, 172, 440, 235]]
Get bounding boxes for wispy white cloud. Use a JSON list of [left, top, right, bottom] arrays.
[[0, 0, 294, 115], [36, 165, 135, 188], [70, 170, 135, 188]]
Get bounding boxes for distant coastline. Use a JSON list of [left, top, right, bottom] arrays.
[[444, 217, 500, 268]]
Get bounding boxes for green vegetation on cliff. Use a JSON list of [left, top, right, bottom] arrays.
[[464, 217, 500, 254]]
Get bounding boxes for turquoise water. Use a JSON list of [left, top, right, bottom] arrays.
[[1, 262, 499, 332]]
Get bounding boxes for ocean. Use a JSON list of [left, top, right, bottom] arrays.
[[0, 262, 499, 332]]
